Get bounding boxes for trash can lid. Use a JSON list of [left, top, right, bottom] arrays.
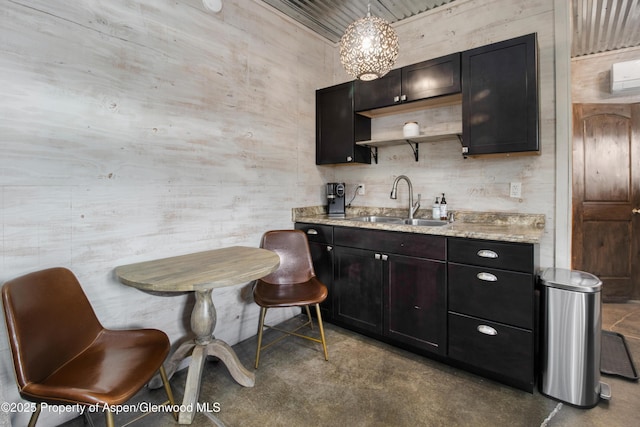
[[540, 268, 602, 293]]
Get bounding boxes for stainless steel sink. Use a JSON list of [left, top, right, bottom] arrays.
[[402, 218, 449, 227], [350, 216, 449, 227], [350, 216, 405, 224]]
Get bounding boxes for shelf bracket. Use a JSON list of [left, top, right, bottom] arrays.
[[369, 146, 378, 164], [405, 140, 419, 162]]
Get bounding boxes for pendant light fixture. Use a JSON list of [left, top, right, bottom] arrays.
[[339, 3, 399, 81]]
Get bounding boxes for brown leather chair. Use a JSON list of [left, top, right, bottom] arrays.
[[1, 267, 176, 427], [253, 229, 329, 368]]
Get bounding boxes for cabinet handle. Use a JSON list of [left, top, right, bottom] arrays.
[[375, 253, 381, 260], [346, 156, 353, 162], [477, 249, 498, 259], [477, 325, 498, 336], [477, 272, 498, 282], [327, 245, 333, 252], [400, 94, 407, 101], [394, 95, 400, 103], [413, 305, 421, 310], [306, 229, 318, 235], [633, 208, 640, 214], [381, 254, 388, 261]]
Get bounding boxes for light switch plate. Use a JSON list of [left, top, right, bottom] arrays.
[[510, 182, 522, 198]]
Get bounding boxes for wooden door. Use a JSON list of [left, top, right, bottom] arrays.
[[572, 104, 640, 301]]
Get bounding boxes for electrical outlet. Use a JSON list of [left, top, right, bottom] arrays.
[[357, 184, 365, 196], [510, 182, 522, 198]]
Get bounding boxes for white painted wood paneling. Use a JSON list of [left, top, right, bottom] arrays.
[[0, 1, 566, 426], [331, 0, 557, 270], [572, 46, 640, 103], [0, 1, 330, 425]]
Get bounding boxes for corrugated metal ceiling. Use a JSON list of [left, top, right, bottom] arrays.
[[261, 0, 640, 57], [260, 0, 457, 43], [572, 0, 640, 57]]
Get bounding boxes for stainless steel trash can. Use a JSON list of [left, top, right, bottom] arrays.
[[539, 268, 610, 407]]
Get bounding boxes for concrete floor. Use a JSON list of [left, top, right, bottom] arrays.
[[60, 302, 640, 427]]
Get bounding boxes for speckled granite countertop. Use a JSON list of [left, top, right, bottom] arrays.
[[292, 206, 545, 244]]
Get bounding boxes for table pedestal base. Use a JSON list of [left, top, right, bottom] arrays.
[[178, 339, 254, 424], [150, 289, 255, 424]]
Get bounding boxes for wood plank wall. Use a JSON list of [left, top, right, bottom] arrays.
[[1, 0, 563, 425], [329, 0, 557, 270], [0, 1, 332, 425], [572, 46, 640, 103]]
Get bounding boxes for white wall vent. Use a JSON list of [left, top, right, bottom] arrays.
[[611, 59, 640, 92]]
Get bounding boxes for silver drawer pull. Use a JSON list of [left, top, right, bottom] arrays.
[[477, 272, 498, 282], [477, 325, 498, 336], [306, 229, 318, 235], [477, 249, 498, 259]]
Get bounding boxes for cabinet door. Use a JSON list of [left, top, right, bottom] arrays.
[[462, 33, 538, 155], [448, 312, 534, 392], [295, 223, 334, 320], [354, 69, 401, 111], [402, 53, 461, 102], [307, 241, 333, 321], [385, 255, 446, 354], [333, 246, 383, 334], [316, 81, 371, 165]]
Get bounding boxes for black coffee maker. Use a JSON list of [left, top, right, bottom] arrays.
[[326, 182, 346, 217]]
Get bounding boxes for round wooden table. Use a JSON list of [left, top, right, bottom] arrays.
[[115, 246, 279, 424]]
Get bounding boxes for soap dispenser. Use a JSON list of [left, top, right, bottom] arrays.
[[440, 193, 448, 220], [432, 197, 440, 220]]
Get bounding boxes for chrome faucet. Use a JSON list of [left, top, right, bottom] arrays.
[[390, 175, 421, 219]]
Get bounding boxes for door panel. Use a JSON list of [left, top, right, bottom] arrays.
[[333, 246, 383, 334], [572, 104, 640, 301], [385, 255, 446, 354]]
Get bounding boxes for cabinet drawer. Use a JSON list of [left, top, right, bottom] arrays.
[[448, 238, 534, 272], [334, 227, 445, 260], [448, 312, 533, 388], [295, 223, 333, 245], [448, 263, 534, 329]]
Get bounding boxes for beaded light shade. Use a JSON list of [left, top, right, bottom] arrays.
[[339, 6, 399, 81]]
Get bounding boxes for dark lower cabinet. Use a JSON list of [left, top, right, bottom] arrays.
[[385, 254, 446, 354], [295, 223, 334, 321], [295, 222, 539, 392], [333, 245, 383, 334], [447, 237, 539, 392], [332, 227, 446, 353], [448, 312, 534, 389]]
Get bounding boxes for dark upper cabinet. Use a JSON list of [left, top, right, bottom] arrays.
[[354, 69, 402, 112], [355, 53, 461, 112], [461, 33, 539, 156], [316, 81, 371, 165]]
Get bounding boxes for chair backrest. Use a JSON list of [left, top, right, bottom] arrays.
[[259, 230, 316, 285], [1, 267, 104, 390]]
